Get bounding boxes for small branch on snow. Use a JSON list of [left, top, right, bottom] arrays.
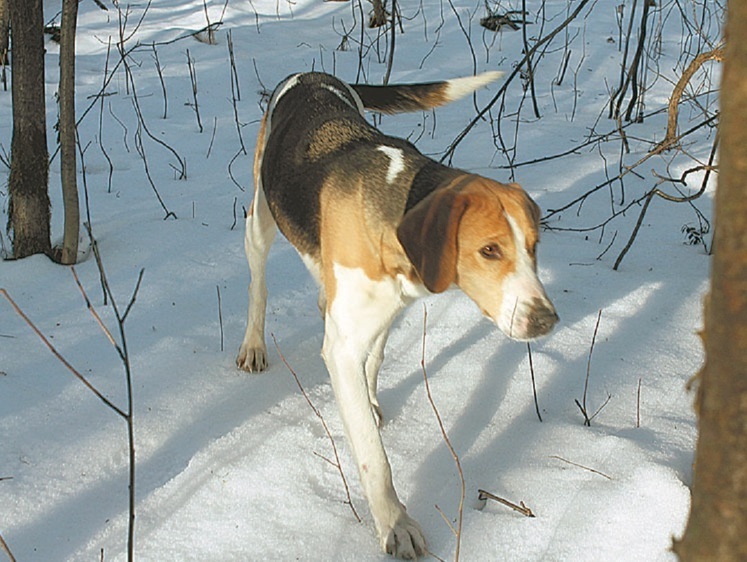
[[133, 117, 178, 219], [550, 455, 612, 480], [228, 33, 247, 155], [206, 116, 218, 159], [613, 133, 718, 270], [442, 0, 593, 160], [186, 49, 203, 133], [1, 261, 145, 562], [216, 285, 224, 352], [0, 532, 16, 562], [421, 305, 466, 561], [475, 489, 535, 518], [636, 377, 642, 429], [526, 343, 543, 422], [271, 335, 362, 523], [575, 310, 610, 427], [0, 288, 127, 419], [152, 45, 168, 119]]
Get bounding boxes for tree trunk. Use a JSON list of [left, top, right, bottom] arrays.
[[58, 0, 79, 265], [7, 0, 50, 259], [0, 0, 9, 68], [673, 2, 747, 560]]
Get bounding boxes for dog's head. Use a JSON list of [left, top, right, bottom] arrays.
[[397, 177, 558, 340]]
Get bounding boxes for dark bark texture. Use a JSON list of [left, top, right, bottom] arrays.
[[7, 0, 50, 259], [59, 0, 79, 264], [0, 0, 9, 67]]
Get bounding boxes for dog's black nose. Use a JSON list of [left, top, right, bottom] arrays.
[[528, 300, 559, 337]]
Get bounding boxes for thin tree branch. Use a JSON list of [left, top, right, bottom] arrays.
[[0, 288, 127, 419], [271, 335, 361, 523], [421, 305, 465, 561]]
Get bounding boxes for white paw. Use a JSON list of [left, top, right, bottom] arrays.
[[236, 343, 268, 372], [379, 511, 426, 560]]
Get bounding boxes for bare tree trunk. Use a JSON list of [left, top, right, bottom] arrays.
[[58, 0, 79, 264], [0, 0, 9, 67], [7, 0, 50, 259], [674, 2, 747, 560]]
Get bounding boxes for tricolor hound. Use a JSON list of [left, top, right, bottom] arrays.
[[237, 71, 558, 559]]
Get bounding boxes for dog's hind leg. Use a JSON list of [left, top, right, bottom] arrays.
[[237, 112, 277, 372], [236, 183, 277, 372]]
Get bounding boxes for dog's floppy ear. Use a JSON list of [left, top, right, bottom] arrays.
[[397, 188, 469, 293]]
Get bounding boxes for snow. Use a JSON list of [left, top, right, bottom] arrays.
[[0, 0, 715, 560]]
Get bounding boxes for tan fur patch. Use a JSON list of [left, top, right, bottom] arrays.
[[318, 178, 416, 307], [307, 121, 373, 160]]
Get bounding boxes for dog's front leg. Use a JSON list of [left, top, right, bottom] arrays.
[[322, 310, 425, 559], [365, 330, 388, 427]]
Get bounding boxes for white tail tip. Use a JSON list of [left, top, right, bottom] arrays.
[[445, 70, 504, 101]]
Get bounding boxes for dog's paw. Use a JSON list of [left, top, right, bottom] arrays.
[[379, 512, 426, 560], [236, 344, 268, 372]]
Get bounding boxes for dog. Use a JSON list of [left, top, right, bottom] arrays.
[[236, 71, 558, 559]]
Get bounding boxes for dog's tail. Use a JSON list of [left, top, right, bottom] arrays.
[[351, 71, 502, 114]]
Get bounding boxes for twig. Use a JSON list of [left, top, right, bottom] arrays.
[[133, 118, 178, 219], [0, 532, 16, 562], [206, 116, 218, 158], [117, 30, 187, 180], [200, 0, 217, 45], [271, 335, 361, 523], [576, 310, 603, 427], [476, 489, 535, 517], [227, 30, 241, 102], [658, 46, 723, 149], [550, 455, 612, 480], [442, 0, 592, 160], [421, 305, 465, 561], [636, 377, 642, 428], [71, 268, 119, 351], [98, 38, 115, 193], [228, 148, 247, 192], [231, 197, 239, 230], [609, 0, 652, 122], [72, 266, 142, 562], [382, 0, 397, 85], [228, 40, 247, 155], [434, 504, 458, 537], [1, 262, 144, 562], [186, 49, 203, 133], [613, 132, 719, 270], [216, 285, 224, 352], [520, 0, 540, 119], [0, 288, 127, 419], [152, 45, 168, 119], [526, 343, 542, 422], [611, 187, 655, 271]]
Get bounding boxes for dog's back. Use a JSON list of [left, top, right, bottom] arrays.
[[259, 72, 499, 260]]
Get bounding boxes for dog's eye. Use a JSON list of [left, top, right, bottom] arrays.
[[479, 244, 502, 260]]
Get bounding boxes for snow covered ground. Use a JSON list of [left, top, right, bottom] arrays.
[[1, 1, 718, 560]]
